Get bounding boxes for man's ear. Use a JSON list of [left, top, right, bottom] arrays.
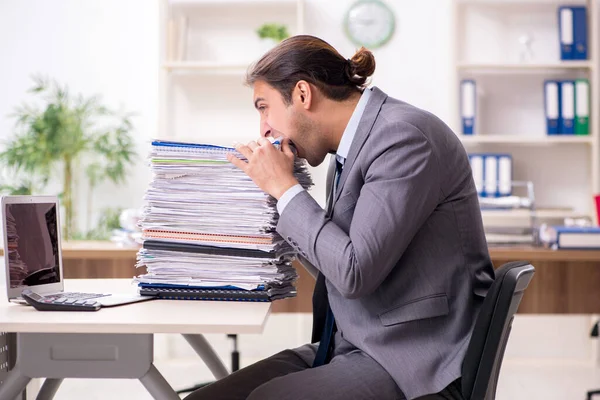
[[295, 80, 312, 110]]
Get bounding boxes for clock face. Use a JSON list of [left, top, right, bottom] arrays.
[[344, 0, 395, 49]]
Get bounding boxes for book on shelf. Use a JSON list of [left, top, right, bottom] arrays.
[[540, 225, 600, 250]]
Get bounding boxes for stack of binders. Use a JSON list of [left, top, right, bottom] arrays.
[[544, 79, 589, 135], [550, 6, 590, 135], [468, 153, 512, 199], [134, 139, 313, 302]]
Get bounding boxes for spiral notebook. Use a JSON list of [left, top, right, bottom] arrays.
[[138, 283, 272, 302]]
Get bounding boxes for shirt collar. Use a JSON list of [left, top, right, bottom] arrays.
[[336, 87, 372, 167]]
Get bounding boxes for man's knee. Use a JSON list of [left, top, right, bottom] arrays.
[[247, 376, 299, 400]]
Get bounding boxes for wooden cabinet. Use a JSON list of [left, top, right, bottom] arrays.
[[490, 246, 600, 313]]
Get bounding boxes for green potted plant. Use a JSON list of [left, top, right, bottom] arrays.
[[0, 75, 137, 240], [256, 23, 290, 53]]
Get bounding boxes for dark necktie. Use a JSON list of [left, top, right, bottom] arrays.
[[312, 158, 342, 368]]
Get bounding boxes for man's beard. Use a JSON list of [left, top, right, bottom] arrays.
[[292, 112, 327, 167]]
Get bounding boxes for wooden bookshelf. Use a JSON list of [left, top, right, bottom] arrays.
[[452, 0, 600, 221]]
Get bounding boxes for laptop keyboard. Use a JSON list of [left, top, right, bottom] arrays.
[[45, 292, 110, 301]]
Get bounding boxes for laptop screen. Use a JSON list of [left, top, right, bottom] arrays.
[[5, 203, 60, 288]]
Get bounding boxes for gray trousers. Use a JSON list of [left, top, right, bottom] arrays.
[[184, 332, 463, 400]]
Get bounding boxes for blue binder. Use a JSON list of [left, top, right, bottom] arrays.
[[572, 6, 588, 60], [460, 80, 476, 135], [558, 6, 574, 60], [544, 80, 560, 135], [558, 6, 587, 60], [560, 80, 575, 134]]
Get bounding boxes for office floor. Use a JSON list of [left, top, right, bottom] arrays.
[[23, 314, 600, 400], [43, 360, 600, 400]]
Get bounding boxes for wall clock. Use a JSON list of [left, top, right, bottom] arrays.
[[344, 0, 395, 49]]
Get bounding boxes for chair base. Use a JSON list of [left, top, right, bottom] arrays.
[[587, 389, 600, 400], [177, 382, 212, 394]]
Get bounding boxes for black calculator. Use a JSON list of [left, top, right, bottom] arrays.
[[21, 289, 101, 312]]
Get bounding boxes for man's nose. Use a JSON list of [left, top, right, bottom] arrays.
[[261, 121, 272, 138]]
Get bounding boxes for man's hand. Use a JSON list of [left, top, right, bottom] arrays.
[[227, 138, 299, 199]]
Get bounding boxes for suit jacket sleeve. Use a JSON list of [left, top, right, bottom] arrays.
[[277, 122, 441, 299], [296, 255, 319, 279]]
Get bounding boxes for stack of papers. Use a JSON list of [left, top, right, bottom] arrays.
[[134, 139, 313, 300]]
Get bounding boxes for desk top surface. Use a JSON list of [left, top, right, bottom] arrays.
[[0, 279, 271, 334]]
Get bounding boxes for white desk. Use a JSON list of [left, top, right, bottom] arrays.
[[0, 279, 271, 400]]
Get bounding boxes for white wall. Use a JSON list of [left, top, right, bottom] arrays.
[[0, 0, 158, 233], [0, 0, 452, 230]]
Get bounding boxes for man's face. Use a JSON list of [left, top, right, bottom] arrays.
[[253, 80, 328, 167]]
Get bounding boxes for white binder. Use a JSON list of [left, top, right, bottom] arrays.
[[469, 155, 484, 196], [460, 80, 476, 135], [561, 81, 575, 134], [484, 155, 498, 197], [498, 155, 512, 196]]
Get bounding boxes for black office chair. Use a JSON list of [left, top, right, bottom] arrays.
[[176, 261, 535, 399], [460, 261, 535, 400], [586, 322, 600, 400]]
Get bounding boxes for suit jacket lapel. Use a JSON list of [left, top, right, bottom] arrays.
[[333, 87, 388, 206]]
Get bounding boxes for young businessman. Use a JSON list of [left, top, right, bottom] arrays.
[[185, 35, 495, 400]]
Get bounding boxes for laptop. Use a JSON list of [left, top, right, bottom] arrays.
[[1, 195, 154, 307]]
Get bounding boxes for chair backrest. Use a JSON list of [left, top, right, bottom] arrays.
[[461, 261, 535, 400]]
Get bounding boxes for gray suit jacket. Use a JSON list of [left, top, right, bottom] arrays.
[[277, 87, 495, 399]]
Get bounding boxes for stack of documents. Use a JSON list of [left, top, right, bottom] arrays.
[[134, 139, 313, 301]]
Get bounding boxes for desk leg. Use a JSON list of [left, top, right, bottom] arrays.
[[36, 378, 63, 400], [139, 364, 180, 400], [0, 364, 30, 400], [182, 334, 229, 379]]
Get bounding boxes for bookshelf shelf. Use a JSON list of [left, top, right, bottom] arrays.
[[457, 61, 593, 73], [456, 0, 586, 5], [481, 208, 583, 219], [456, 0, 587, 5], [168, 0, 298, 5], [460, 135, 593, 145]]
